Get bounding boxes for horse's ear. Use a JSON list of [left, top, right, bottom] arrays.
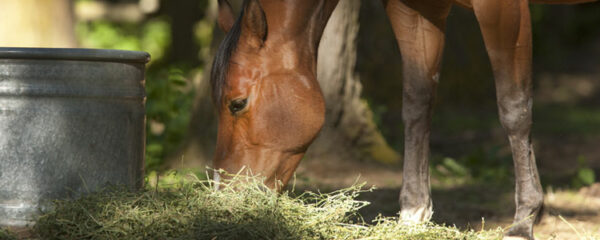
[[242, 0, 267, 48], [217, 0, 235, 33]]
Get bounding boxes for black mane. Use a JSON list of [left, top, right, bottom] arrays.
[[210, 4, 244, 108]]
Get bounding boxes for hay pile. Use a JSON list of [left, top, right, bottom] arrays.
[[25, 172, 506, 239]]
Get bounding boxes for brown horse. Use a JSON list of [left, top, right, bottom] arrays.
[[210, 0, 595, 239]]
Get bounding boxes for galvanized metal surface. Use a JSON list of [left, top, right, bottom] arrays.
[[0, 48, 149, 226]]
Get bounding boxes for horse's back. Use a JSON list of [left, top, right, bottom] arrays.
[[530, 0, 596, 4], [454, 0, 596, 9]]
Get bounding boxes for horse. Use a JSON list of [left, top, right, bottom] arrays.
[[210, 0, 595, 239]]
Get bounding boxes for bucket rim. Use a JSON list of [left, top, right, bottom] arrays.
[[0, 47, 150, 63]]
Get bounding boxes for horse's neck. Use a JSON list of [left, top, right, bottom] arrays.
[[256, 0, 339, 72], [259, 1, 335, 44]]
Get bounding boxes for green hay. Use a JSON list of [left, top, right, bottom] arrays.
[[27, 172, 505, 240]]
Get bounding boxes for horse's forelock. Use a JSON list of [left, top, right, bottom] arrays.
[[210, 2, 245, 109]]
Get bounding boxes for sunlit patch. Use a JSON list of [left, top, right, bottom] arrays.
[[213, 170, 221, 190], [400, 205, 433, 224], [432, 72, 440, 83]]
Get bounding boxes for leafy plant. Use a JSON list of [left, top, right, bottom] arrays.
[[572, 156, 596, 188], [76, 19, 170, 60], [0, 228, 17, 240], [145, 67, 196, 170], [431, 145, 513, 187]]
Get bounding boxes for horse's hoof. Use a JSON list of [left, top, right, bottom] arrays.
[[399, 206, 433, 224], [502, 236, 535, 240]]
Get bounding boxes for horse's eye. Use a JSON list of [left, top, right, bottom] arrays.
[[229, 98, 248, 114]]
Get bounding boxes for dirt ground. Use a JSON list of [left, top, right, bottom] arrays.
[[295, 149, 600, 240]]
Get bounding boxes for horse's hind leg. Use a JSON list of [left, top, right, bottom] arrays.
[[473, 0, 543, 239], [383, 0, 451, 223]]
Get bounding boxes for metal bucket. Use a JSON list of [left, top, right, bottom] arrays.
[[0, 48, 149, 226]]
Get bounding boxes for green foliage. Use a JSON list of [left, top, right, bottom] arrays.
[[462, 146, 512, 183], [194, 20, 215, 59], [32, 174, 504, 240], [432, 146, 512, 187], [441, 158, 469, 177], [76, 19, 170, 60], [364, 99, 389, 135], [534, 104, 600, 137], [431, 157, 471, 187], [145, 67, 196, 170], [0, 228, 17, 240], [576, 168, 596, 186], [572, 156, 596, 188]]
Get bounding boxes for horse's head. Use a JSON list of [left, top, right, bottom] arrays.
[[211, 0, 334, 189]]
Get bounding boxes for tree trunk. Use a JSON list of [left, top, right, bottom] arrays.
[[162, 0, 205, 66], [308, 0, 400, 165], [0, 0, 77, 47], [170, 0, 399, 170]]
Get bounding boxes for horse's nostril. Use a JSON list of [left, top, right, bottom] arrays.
[[229, 98, 248, 114]]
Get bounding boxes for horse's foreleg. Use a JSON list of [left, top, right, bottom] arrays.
[[473, 0, 543, 239], [383, 0, 451, 223]]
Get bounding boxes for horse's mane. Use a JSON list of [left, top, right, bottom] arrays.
[[210, 2, 245, 108]]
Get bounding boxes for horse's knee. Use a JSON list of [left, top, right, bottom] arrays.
[[497, 94, 532, 136], [402, 87, 435, 123], [518, 191, 543, 212]]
